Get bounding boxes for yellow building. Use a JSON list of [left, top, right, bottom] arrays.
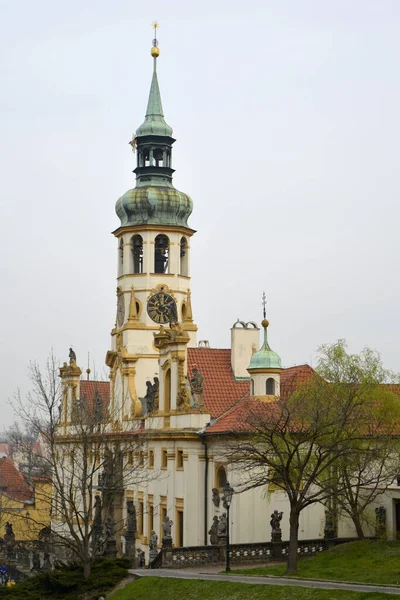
[[0, 457, 51, 541]]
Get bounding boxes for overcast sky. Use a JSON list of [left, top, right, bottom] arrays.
[[1, 0, 399, 429]]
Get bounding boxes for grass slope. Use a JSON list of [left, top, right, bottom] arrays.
[[232, 540, 400, 585], [108, 577, 393, 600]]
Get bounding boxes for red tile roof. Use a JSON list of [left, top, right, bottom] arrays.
[[80, 380, 110, 411], [188, 348, 250, 418], [0, 458, 32, 503]]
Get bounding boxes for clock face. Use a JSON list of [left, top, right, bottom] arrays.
[[147, 292, 177, 324], [117, 294, 125, 327]]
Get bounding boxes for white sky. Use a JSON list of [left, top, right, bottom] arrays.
[[1, 0, 399, 429]]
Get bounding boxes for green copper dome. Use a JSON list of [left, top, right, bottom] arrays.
[[248, 320, 282, 370], [116, 185, 193, 228]]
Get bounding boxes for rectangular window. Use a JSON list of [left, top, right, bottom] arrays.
[[147, 503, 154, 541], [176, 449, 184, 470], [138, 501, 144, 536], [161, 449, 168, 469], [149, 449, 154, 468], [139, 451, 144, 467], [127, 451, 134, 466], [160, 505, 167, 542]]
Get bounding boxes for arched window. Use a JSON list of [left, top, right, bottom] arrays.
[[266, 378, 275, 395], [132, 235, 143, 274], [154, 234, 169, 273], [118, 238, 124, 276], [164, 368, 171, 412], [180, 237, 188, 276], [216, 466, 227, 489], [154, 148, 163, 167]]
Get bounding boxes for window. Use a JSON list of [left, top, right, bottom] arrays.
[[148, 449, 154, 468], [147, 501, 154, 541], [164, 369, 171, 413], [127, 451, 134, 466], [138, 500, 144, 536], [176, 449, 184, 470], [138, 451, 144, 467], [251, 379, 254, 395], [160, 505, 167, 542], [180, 237, 188, 276], [154, 147, 164, 167], [216, 465, 227, 489], [154, 234, 169, 273], [132, 235, 143, 274], [176, 507, 184, 547], [161, 449, 168, 469], [266, 378, 276, 395]]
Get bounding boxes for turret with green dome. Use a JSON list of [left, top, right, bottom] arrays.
[[116, 30, 193, 229], [247, 296, 282, 398], [248, 319, 282, 371]]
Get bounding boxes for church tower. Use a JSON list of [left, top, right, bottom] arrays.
[[106, 29, 197, 419]]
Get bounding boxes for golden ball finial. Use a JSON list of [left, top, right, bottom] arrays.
[[261, 319, 269, 329], [151, 46, 160, 58]]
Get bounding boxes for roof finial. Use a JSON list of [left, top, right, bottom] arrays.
[[262, 291, 267, 320], [151, 21, 160, 59], [261, 291, 269, 329]]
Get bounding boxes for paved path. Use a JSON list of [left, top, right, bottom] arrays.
[[130, 569, 400, 595]]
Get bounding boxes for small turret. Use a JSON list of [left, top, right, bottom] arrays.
[[247, 294, 282, 399]]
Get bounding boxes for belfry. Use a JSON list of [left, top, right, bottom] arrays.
[[106, 27, 198, 417]]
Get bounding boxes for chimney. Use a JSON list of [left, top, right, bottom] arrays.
[[231, 319, 260, 379]]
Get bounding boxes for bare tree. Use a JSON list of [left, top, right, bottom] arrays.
[[222, 340, 400, 574], [12, 351, 155, 579]]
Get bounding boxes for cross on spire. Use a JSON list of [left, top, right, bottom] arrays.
[[262, 291, 267, 320]]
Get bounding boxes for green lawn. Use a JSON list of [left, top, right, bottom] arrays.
[[108, 577, 394, 600], [231, 540, 400, 585]]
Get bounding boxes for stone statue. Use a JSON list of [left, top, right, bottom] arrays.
[[152, 377, 159, 411], [162, 515, 173, 538], [149, 530, 158, 552], [212, 488, 220, 508], [93, 390, 103, 422], [270, 510, 283, 531], [93, 495, 102, 525], [191, 368, 204, 393], [191, 367, 205, 409], [208, 516, 219, 545], [217, 513, 227, 536], [126, 500, 137, 534], [4, 523, 14, 542], [69, 347, 76, 363], [105, 515, 114, 539], [137, 548, 145, 567], [91, 495, 103, 556], [375, 505, 386, 538], [100, 447, 114, 491]]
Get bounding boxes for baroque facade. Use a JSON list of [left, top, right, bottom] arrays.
[[55, 35, 400, 558]]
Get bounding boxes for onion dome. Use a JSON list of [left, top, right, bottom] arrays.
[[248, 319, 282, 371], [116, 185, 193, 228]]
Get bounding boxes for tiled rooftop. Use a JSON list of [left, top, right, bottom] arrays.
[[0, 457, 32, 503]]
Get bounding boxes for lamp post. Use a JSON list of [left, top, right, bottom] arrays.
[[222, 481, 234, 572]]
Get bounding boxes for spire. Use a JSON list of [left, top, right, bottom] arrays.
[[136, 23, 173, 138]]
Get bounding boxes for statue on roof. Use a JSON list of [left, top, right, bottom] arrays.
[[69, 347, 77, 364]]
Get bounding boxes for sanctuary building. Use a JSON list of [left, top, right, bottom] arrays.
[[55, 35, 400, 557]]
